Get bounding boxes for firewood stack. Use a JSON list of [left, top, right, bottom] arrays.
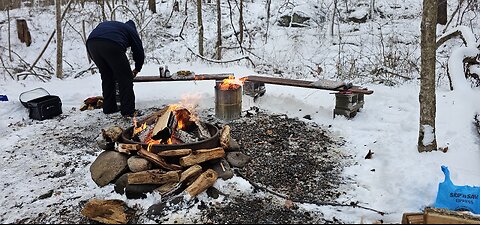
[[89, 106, 248, 201]]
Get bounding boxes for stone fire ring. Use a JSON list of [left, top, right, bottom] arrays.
[[120, 111, 220, 153]]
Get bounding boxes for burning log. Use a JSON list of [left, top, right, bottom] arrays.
[[185, 169, 218, 198], [173, 130, 198, 143], [138, 148, 182, 171], [157, 149, 192, 157], [220, 125, 231, 149], [151, 109, 176, 143], [115, 143, 141, 155], [179, 164, 203, 184], [179, 147, 225, 167], [127, 170, 179, 185]]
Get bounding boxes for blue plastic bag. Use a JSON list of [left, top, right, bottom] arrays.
[[434, 166, 480, 214]]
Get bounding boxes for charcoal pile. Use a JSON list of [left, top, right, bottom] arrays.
[[200, 109, 351, 224]]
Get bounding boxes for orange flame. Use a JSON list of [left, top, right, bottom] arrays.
[[219, 75, 243, 90]]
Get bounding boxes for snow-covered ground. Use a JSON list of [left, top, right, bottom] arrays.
[[1, 0, 480, 223]]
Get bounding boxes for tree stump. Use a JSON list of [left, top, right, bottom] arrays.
[[16, 19, 32, 47]]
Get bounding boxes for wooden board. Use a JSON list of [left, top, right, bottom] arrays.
[[133, 73, 232, 82], [424, 208, 480, 224], [245, 75, 374, 95]]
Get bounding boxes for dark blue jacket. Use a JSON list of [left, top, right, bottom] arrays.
[[87, 20, 145, 72]]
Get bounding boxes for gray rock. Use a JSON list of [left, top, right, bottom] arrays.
[[90, 151, 129, 187], [225, 138, 240, 152], [125, 184, 161, 199], [96, 134, 114, 150], [278, 12, 310, 27], [226, 151, 252, 168], [127, 156, 151, 173], [114, 173, 129, 195], [209, 158, 233, 180]]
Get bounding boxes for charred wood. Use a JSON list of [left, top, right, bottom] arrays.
[[138, 148, 182, 171]]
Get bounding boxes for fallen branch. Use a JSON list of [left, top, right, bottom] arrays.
[[235, 169, 387, 216]]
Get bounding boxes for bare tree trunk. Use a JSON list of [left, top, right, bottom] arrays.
[[370, 0, 375, 19], [330, 0, 338, 37], [418, 0, 438, 152], [111, 0, 116, 20], [101, 0, 107, 21], [82, 20, 91, 64], [196, 0, 204, 56], [239, 0, 244, 44], [56, 0, 63, 79], [265, 0, 271, 44], [7, 1, 12, 61], [173, 0, 179, 12], [437, 0, 447, 25], [184, 0, 188, 15], [149, 0, 156, 13], [215, 0, 222, 60]]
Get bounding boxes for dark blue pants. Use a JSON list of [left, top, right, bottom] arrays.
[[87, 39, 135, 116]]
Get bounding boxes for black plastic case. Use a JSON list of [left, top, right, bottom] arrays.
[[19, 88, 62, 120]]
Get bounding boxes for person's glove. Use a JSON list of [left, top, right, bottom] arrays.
[[132, 69, 139, 78]]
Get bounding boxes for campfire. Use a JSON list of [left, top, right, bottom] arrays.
[[89, 103, 249, 205], [131, 105, 213, 148]]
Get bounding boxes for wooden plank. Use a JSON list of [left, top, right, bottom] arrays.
[[133, 73, 232, 82], [424, 208, 480, 224], [402, 212, 424, 224], [245, 75, 374, 95]]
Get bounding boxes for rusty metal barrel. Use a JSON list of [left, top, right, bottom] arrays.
[[215, 82, 242, 121]]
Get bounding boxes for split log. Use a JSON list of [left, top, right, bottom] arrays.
[[138, 148, 182, 171], [185, 169, 218, 198], [179, 164, 203, 184], [154, 182, 179, 195], [179, 147, 226, 167], [151, 108, 175, 141], [81, 199, 131, 224], [157, 148, 192, 157], [115, 143, 141, 155], [127, 170, 179, 185], [220, 125, 231, 149], [102, 126, 124, 143]]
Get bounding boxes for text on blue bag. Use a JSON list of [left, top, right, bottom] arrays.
[[434, 166, 480, 214]]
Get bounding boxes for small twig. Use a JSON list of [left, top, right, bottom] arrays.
[[235, 169, 387, 216], [179, 16, 188, 39]]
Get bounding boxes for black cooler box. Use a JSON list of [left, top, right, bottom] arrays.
[[19, 88, 62, 120]]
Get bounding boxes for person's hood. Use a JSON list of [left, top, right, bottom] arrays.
[[125, 20, 136, 30]]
